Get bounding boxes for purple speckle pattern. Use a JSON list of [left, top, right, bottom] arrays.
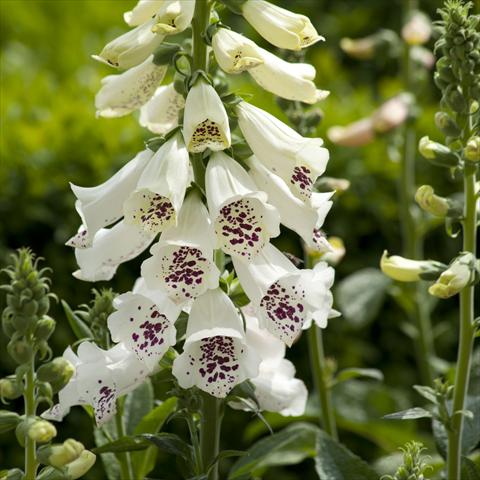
[[93, 382, 116, 424], [157, 246, 211, 303], [290, 165, 313, 200], [187, 336, 242, 397], [128, 190, 175, 233], [66, 228, 90, 249], [260, 278, 306, 345], [190, 119, 226, 153], [215, 198, 266, 259]]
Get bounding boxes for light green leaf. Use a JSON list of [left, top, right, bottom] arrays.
[[61, 300, 92, 340], [335, 268, 391, 328], [315, 429, 378, 480], [383, 407, 432, 420], [124, 380, 154, 436], [228, 422, 319, 479]]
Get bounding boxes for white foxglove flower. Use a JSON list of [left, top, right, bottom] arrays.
[[246, 156, 333, 251], [237, 101, 329, 201], [93, 18, 164, 69], [241, 0, 323, 51], [152, 0, 195, 35], [141, 191, 220, 305], [211, 28, 264, 74], [43, 343, 148, 426], [182, 79, 231, 153], [380, 251, 446, 282], [124, 0, 164, 27], [172, 288, 260, 398], [67, 149, 152, 249], [95, 55, 168, 118], [139, 83, 184, 134], [124, 134, 191, 233], [232, 244, 336, 345], [108, 286, 180, 371], [205, 152, 280, 260], [73, 221, 156, 282]]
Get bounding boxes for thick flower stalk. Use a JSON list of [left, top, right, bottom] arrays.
[[60, 1, 336, 478]]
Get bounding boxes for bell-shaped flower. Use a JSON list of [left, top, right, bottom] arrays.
[[141, 190, 220, 305], [124, 134, 191, 233], [73, 221, 156, 282], [182, 79, 231, 153], [95, 55, 168, 118], [205, 152, 280, 260], [232, 244, 336, 346], [241, 0, 323, 51], [172, 288, 260, 397], [92, 18, 164, 69], [327, 118, 375, 147], [152, 0, 195, 35], [107, 283, 180, 371], [139, 83, 185, 134], [237, 101, 329, 201], [43, 342, 149, 426], [67, 149, 153, 249], [380, 251, 446, 282], [124, 0, 164, 27], [246, 156, 333, 251]]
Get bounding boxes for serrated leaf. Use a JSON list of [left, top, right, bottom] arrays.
[[315, 429, 378, 480], [124, 380, 154, 436], [335, 268, 391, 329], [461, 456, 480, 480], [61, 300, 92, 340], [228, 422, 319, 479], [383, 407, 432, 420], [92, 436, 150, 454], [334, 368, 384, 385]]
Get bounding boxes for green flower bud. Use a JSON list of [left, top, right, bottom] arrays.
[[0, 410, 21, 433], [380, 251, 447, 282], [419, 136, 459, 167], [34, 316, 56, 341], [7, 338, 33, 364], [415, 185, 462, 218], [446, 86, 468, 113], [37, 439, 85, 468], [65, 450, 96, 479], [464, 136, 480, 162], [37, 358, 75, 392], [434, 111, 461, 137], [0, 378, 23, 400], [27, 419, 57, 443], [1, 469, 23, 480]]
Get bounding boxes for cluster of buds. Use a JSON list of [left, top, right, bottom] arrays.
[[382, 441, 431, 480]]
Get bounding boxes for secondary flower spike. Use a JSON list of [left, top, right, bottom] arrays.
[[241, 0, 324, 51], [182, 79, 231, 153], [141, 190, 220, 305], [172, 288, 260, 397], [205, 151, 280, 259]]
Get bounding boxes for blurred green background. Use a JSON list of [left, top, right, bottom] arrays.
[[1, 0, 478, 478]]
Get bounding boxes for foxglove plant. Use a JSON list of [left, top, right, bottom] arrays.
[[56, 1, 337, 478]]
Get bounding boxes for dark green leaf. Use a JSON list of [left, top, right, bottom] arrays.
[[61, 300, 92, 340], [141, 432, 194, 462], [124, 380, 154, 436], [461, 457, 480, 480], [334, 368, 384, 385], [383, 407, 432, 420], [208, 450, 246, 472], [228, 423, 319, 479], [335, 269, 391, 329], [315, 429, 378, 480], [92, 436, 150, 454]]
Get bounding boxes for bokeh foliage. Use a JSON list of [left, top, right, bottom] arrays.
[[0, 0, 478, 478]]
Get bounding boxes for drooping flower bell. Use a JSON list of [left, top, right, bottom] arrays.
[[124, 0, 164, 27], [237, 101, 329, 201], [182, 78, 231, 153], [152, 0, 196, 35], [172, 288, 260, 397], [205, 151, 280, 260], [141, 190, 220, 305]]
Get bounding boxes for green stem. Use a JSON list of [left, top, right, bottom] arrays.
[[307, 326, 338, 439], [24, 359, 37, 480], [200, 392, 223, 480], [115, 399, 134, 480]]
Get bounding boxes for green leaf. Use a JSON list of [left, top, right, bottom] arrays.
[[92, 436, 150, 454], [124, 380, 154, 436], [131, 397, 178, 479], [141, 432, 195, 463], [383, 407, 432, 420], [335, 268, 391, 329], [61, 300, 92, 340], [208, 450, 246, 472], [228, 422, 319, 479], [315, 429, 378, 480], [93, 419, 120, 480], [413, 385, 437, 404], [334, 368, 384, 385], [461, 457, 480, 480]]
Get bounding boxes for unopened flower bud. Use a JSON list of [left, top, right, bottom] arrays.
[[429, 253, 478, 299], [372, 94, 412, 133], [415, 185, 462, 218], [65, 450, 96, 479], [37, 439, 85, 468], [27, 419, 57, 443], [34, 316, 56, 342], [419, 136, 459, 167], [380, 251, 446, 282], [0, 377, 23, 400], [446, 87, 468, 113], [315, 177, 351, 193], [7, 337, 33, 364], [465, 136, 480, 162], [402, 11, 432, 46], [327, 118, 374, 147], [37, 358, 75, 392], [1, 469, 23, 480], [434, 112, 461, 137]]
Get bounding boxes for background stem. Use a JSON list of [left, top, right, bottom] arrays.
[[24, 359, 37, 480]]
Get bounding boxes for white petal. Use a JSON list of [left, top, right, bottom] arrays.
[[96, 55, 167, 118], [124, 134, 191, 233], [67, 149, 152, 247], [139, 83, 185, 134], [73, 221, 156, 282], [243, 311, 285, 361], [124, 0, 164, 26], [182, 80, 231, 153], [93, 18, 165, 70], [242, 0, 323, 51], [153, 0, 195, 35]]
